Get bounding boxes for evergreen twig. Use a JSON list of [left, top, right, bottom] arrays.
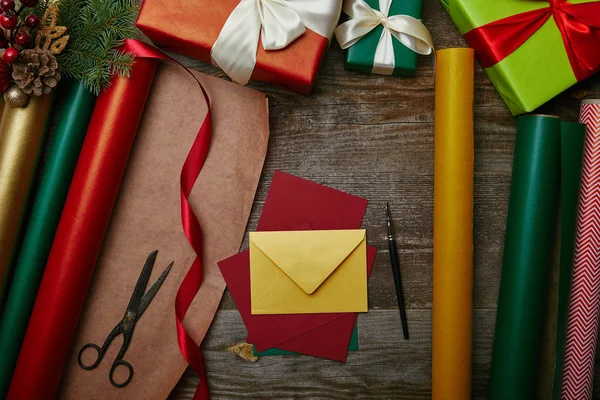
[[56, 0, 138, 95]]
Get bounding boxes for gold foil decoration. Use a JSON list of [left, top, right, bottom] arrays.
[[226, 343, 259, 362], [35, 2, 69, 55], [0, 93, 53, 306]]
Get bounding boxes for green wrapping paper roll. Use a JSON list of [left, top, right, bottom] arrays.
[[489, 115, 564, 399], [552, 122, 586, 399], [0, 81, 96, 399]]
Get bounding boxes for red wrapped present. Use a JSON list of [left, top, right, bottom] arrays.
[[137, 0, 342, 94]]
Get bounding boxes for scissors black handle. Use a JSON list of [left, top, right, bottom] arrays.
[[77, 342, 104, 370], [109, 359, 134, 388], [77, 250, 172, 388], [77, 324, 134, 388]]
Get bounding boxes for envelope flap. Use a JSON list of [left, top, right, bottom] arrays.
[[250, 230, 366, 294]]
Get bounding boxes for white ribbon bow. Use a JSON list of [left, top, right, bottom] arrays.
[[211, 0, 342, 85], [335, 0, 434, 75]]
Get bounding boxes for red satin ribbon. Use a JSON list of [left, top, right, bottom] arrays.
[[122, 40, 213, 400], [463, 0, 600, 81]]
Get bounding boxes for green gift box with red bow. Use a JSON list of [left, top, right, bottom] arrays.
[[441, 0, 600, 115]]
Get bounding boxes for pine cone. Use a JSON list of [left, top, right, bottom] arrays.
[[12, 48, 61, 96]]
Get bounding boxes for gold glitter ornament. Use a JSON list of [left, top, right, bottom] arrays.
[[4, 86, 30, 108], [36, 2, 69, 55]]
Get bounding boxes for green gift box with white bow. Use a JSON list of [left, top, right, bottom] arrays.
[[336, 0, 434, 76]]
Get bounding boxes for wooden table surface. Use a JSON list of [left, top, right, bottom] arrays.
[[163, 0, 600, 398]]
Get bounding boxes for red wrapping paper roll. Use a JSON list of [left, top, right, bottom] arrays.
[[7, 57, 158, 400], [561, 100, 600, 400]]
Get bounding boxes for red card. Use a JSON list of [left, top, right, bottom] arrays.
[[218, 171, 373, 362], [219, 247, 375, 361], [256, 171, 369, 232]]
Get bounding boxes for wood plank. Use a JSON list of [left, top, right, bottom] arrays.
[[169, 310, 600, 399]]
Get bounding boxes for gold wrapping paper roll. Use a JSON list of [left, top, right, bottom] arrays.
[[432, 48, 475, 400], [0, 95, 53, 302]]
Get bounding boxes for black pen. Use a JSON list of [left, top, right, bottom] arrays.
[[386, 202, 409, 340]]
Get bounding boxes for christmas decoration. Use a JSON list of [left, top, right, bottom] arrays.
[[0, 0, 137, 105], [34, 1, 68, 55], [0, 0, 68, 106], [25, 14, 38, 28], [12, 48, 59, 95], [15, 32, 31, 47], [0, 13, 17, 29], [57, 0, 137, 94], [0, 0, 14, 12], [3, 84, 28, 107], [2, 47, 18, 63]]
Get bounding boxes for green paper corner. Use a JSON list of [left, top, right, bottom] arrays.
[[253, 323, 359, 357]]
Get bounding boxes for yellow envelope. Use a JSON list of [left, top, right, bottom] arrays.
[[249, 229, 368, 314]]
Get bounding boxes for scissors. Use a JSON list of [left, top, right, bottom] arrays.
[[77, 250, 173, 387]]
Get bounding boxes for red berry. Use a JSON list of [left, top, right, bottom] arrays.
[[3, 47, 18, 63], [0, 13, 17, 29], [0, 39, 7, 49], [15, 32, 31, 48], [25, 14, 39, 28], [20, 0, 38, 6], [0, 0, 14, 12]]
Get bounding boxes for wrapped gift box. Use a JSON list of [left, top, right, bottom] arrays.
[[441, 0, 600, 115], [345, 0, 424, 76], [137, 0, 342, 94]]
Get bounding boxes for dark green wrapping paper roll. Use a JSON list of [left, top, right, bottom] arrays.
[[489, 115, 562, 400], [552, 122, 586, 399], [0, 80, 96, 398]]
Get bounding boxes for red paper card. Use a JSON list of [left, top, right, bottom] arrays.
[[219, 247, 375, 361], [257, 171, 369, 232], [218, 171, 373, 362]]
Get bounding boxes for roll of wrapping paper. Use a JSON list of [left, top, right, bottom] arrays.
[[0, 95, 53, 306], [488, 115, 562, 400], [432, 48, 474, 400], [0, 81, 96, 398], [562, 100, 600, 400], [6, 58, 158, 400], [552, 121, 586, 400]]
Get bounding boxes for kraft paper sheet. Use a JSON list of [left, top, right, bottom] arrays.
[[432, 47, 474, 400], [56, 64, 269, 399]]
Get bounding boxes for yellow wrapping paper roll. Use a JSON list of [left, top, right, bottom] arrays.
[[432, 48, 475, 400], [0, 95, 53, 302]]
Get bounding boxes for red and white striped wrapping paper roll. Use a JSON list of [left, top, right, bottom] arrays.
[[562, 99, 600, 400]]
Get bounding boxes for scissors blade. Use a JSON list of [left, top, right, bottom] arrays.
[[126, 250, 158, 317], [138, 261, 173, 318]]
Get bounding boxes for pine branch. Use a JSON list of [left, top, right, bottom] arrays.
[[57, 0, 138, 95]]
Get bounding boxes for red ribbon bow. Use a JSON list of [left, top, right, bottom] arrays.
[[463, 0, 600, 81]]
